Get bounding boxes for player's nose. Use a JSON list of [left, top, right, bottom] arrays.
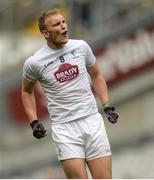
[[61, 22, 67, 30]]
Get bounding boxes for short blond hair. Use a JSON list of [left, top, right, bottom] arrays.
[[38, 8, 60, 32]]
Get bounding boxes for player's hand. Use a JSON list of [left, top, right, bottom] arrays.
[[103, 104, 119, 124], [30, 120, 47, 139]]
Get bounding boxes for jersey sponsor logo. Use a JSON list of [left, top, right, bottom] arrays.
[[54, 63, 79, 83], [43, 60, 54, 69]]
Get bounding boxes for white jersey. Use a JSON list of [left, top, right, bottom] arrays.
[[23, 39, 98, 124]]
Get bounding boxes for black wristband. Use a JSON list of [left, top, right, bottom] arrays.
[[30, 120, 39, 129]]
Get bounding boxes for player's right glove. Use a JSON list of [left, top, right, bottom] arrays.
[[103, 103, 119, 124], [30, 120, 47, 139]]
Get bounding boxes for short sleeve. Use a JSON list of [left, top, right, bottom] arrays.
[[23, 57, 39, 82], [82, 41, 96, 67]]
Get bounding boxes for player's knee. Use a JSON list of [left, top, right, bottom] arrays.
[[65, 173, 88, 179], [92, 170, 112, 179], [103, 171, 112, 179]]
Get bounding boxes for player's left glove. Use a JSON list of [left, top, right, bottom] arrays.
[[103, 103, 119, 124]]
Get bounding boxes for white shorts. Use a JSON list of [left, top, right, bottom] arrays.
[[52, 113, 111, 161]]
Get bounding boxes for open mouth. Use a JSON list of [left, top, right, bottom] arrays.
[[62, 31, 68, 37]]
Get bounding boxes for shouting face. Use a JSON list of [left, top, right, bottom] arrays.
[[42, 13, 68, 48]]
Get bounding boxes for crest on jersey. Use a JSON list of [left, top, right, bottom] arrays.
[[54, 63, 79, 83]]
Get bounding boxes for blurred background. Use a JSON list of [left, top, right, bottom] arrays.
[[0, 0, 154, 178]]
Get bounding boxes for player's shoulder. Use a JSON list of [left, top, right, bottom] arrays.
[[32, 44, 49, 59], [24, 44, 47, 64], [70, 40, 92, 53], [68, 39, 89, 47], [24, 54, 37, 67], [23, 56, 37, 71]]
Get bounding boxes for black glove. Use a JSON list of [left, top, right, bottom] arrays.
[[103, 104, 119, 124], [30, 120, 47, 139]]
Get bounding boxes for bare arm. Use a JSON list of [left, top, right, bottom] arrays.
[[21, 78, 38, 123], [87, 62, 109, 105], [22, 78, 47, 138], [88, 62, 119, 124]]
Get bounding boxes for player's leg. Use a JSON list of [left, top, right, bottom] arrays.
[[52, 121, 88, 179], [87, 155, 112, 179], [61, 158, 88, 179], [84, 113, 112, 178]]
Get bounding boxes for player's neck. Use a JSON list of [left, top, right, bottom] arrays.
[[47, 41, 65, 49]]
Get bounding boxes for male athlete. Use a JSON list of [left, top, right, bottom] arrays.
[[21, 9, 119, 179]]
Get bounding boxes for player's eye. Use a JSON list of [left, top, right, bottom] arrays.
[[54, 22, 60, 26]]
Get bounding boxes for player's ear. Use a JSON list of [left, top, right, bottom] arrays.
[[42, 30, 50, 39]]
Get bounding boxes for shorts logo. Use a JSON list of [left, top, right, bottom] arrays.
[[106, 149, 111, 153], [58, 148, 62, 157], [54, 63, 79, 83]]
